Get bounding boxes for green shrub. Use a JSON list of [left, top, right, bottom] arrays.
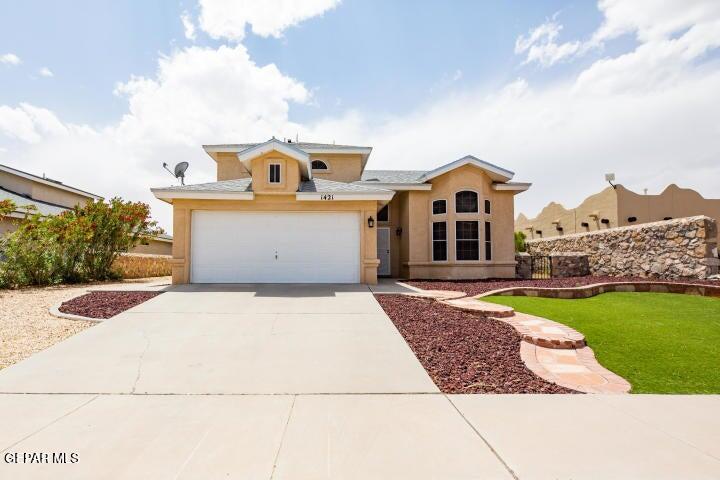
[[0, 197, 162, 288], [514, 231, 527, 253]]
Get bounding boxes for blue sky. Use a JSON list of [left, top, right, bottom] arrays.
[[1, 0, 719, 231], [0, 0, 605, 124]]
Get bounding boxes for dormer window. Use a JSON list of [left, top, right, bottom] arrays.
[[268, 163, 281, 184], [311, 160, 328, 171]]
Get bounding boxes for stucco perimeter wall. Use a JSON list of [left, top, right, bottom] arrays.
[[171, 196, 379, 284], [515, 186, 618, 239], [526, 216, 719, 279], [401, 164, 517, 280]]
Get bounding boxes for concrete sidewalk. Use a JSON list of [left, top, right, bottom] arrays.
[[0, 284, 719, 478], [1, 393, 719, 479]]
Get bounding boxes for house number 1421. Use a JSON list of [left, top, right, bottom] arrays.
[[320, 194, 334, 200]]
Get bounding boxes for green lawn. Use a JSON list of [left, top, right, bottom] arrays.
[[483, 292, 720, 394]]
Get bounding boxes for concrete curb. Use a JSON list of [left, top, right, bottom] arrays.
[[49, 302, 104, 323]]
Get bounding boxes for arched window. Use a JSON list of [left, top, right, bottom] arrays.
[[311, 160, 328, 170], [455, 191, 478, 213]]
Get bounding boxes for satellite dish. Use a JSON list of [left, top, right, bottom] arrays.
[[163, 162, 190, 185]]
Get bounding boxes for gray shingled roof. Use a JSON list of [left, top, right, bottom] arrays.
[[154, 178, 253, 192], [207, 142, 371, 152], [358, 170, 428, 184], [299, 178, 392, 193], [1, 186, 70, 217]]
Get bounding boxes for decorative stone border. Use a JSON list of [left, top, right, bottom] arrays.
[[438, 298, 515, 317], [475, 280, 720, 300], [520, 342, 631, 394], [49, 302, 104, 323], [501, 312, 585, 349]]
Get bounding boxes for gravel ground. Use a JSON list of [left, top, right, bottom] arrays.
[[375, 294, 577, 394], [0, 277, 169, 370], [406, 276, 720, 297], [59, 291, 162, 319]]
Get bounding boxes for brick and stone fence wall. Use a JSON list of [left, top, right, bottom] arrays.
[[525, 216, 719, 280], [112, 253, 172, 279], [515, 252, 590, 279]]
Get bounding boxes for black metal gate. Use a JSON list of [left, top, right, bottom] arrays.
[[531, 256, 552, 279]]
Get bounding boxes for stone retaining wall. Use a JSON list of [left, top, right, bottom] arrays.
[[526, 216, 719, 279], [550, 253, 589, 278], [112, 253, 172, 279]]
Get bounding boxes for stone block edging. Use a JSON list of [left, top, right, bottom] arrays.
[[473, 281, 720, 300], [520, 342, 631, 394]]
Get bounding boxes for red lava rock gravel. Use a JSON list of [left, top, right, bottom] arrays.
[[59, 291, 162, 319], [375, 294, 577, 394], [406, 276, 718, 297]]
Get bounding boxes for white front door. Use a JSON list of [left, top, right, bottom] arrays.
[[190, 211, 360, 283], [377, 227, 391, 276]]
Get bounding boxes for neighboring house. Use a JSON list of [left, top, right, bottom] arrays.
[[0, 163, 102, 234], [131, 233, 174, 256], [0, 163, 172, 255], [516, 184, 720, 246], [151, 138, 530, 284]]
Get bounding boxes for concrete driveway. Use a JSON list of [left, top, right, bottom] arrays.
[[1, 283, 719, 479]]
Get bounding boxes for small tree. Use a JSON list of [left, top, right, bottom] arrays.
[[0, 199, 15, 217], [0, 197, 163, 287], [79, 198, 162, 280], [514, 231, 527, 253]]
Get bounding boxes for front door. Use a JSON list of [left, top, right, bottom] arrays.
[[377, 227, 391, 276]]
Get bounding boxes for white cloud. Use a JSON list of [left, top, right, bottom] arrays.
[[0, 44, 311, 230], [198, 0, 340, 41], [1, 0, 719, 233], [1, 53, 21, 65], [38, 67, 54, 77], [181, 11, 197, 41], [310, 0, 720, 218], [515, 18, 584, 67]]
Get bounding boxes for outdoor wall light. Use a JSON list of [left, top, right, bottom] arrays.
[[367, 216, 375, 228], [396, 227, 403, 236]]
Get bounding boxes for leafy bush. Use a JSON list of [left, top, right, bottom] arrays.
[[0, 198, 162, 288], [514, 231, 527, 253]]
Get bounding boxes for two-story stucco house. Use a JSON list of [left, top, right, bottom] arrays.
[[151, 138, 530, 284]]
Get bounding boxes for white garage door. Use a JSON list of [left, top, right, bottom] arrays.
[[190, 211, 361, 283]]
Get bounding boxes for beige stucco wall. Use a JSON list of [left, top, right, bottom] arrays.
[[214, 152, 251, 181], [515, 186, 619, 239], [0, 171, 94, 208], [617, 184, 720, 241], [212, 151, 363, 183], [131, 238, 173, 255], [309, 154, 363, 183], [397, 164, 517, 279], [170, 196, 379, 284], [517, 184, 720, 246], [250, 151, 301, 194]]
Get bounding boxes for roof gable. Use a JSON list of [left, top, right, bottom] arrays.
[[420, 155, 514, 183], [235, 138, 312, 179]]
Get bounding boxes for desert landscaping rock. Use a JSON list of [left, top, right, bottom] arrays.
[[59, 291, 162, 319], [375, 294, 577, 394], [0, 278, 169, 370]]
